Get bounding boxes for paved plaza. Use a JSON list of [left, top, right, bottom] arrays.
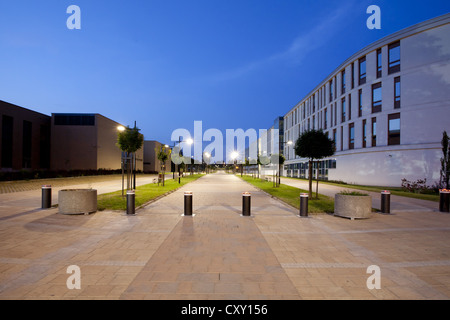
[[0, 172, 449, 300]]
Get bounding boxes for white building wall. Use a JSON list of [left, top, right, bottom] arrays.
[[282, 14, 450, 187]]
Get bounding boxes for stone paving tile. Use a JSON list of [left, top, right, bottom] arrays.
[[1, 172, 450, 300]]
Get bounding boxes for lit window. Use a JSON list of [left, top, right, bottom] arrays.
[[372, 117, 377, 147]]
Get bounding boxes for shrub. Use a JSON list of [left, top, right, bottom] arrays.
[[401, 178, 428, 194]]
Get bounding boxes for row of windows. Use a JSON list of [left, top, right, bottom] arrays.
[[330, 112, 401, 152], [285, 76, 401, 139], [285, 40, 401, 129], [285, 113, 401, 160]]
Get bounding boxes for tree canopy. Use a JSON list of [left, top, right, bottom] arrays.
[[116, 126, 144, 153], [294, 129, 335, 160]]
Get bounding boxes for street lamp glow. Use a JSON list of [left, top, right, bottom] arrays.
[[186, 138, 194, 145], [230, 151, 239, 160], [204, 152, 211, 158], [287, 140, 293, 145], [117, 125, 126, 132]]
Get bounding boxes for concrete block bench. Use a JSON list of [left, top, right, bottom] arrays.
[[58, 189, 97, 215]]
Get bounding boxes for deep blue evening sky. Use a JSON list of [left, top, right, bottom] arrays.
[[1, 0, 449, 146]]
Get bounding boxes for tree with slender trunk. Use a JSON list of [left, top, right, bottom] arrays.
[[116, 126, 144, 195], [294, 129, 335, 198], [156, 145, 171, 186]]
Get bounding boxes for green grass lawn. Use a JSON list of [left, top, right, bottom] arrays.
[[239, 175, 334, 214], [97, 174, 204, 211], [283, 176, 440, 202]]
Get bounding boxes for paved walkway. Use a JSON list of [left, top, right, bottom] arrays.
[[0, 172, 449, 300]]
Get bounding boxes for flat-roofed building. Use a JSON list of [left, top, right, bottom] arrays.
[[51, 113, 143, 171], [0, 100, 51, 172]]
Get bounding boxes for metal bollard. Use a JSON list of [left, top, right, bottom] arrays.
[[126, 190, 135, 215], [439, 189, 450, 213], [299, 193, 308, 217], [242, 192, 251, 216], [184, 191, 193, 216], [41, 185, 52, 209], [381, 190, 391, 214]]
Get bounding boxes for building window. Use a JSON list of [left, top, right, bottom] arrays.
[[372, 82, 382, 113], [359, 56, 366, 85], [22, 120, 32, 169], [329, 79, 334, 102], [349, 123, 355, 150], [341, 97, 346, 123], [54, 114, 95, 126], [388, 41, 400, 75], [333, 129, 337, 148], [388, 113, 401, 145], [334, 103, 337, 126], [394, 76, 401, 109], [351, 62, 355, 89], [348, 94, 352, 121], [340, 126, 344, 151], [324, 108, 328, 129], [362, 119, 367, 148], [371, 117, 377, 147], [376, 48, 382, 78], [39, 124, 50, 169], [313, 115, 315, 130], [358, 89, 363, 117], [1, 115, 13, 168], [341, 69, 346, 95]]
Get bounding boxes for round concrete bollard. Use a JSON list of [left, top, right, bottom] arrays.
[[300, 193, 308, 217], [439, 189, 450, 213], [242, 192, 251, 216], [184, 191, 193, 216], [41, 185, 52, 209], [381, 190, 391, 214], [126, 190, 135, 215]]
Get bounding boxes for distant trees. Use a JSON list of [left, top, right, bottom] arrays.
[[294, 129, 335, 198]]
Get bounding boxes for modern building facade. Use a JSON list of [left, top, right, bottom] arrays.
[[282, 13, 450, 187], [51, 113, 143, 172], [0, 100, 51, 172]]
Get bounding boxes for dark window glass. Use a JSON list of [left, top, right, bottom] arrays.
[[372, 82, 382, 113], [362, 119, 367, 148], [1, 115, 13, 168], [329, 79, 334, 102], [372, 117, 377, 147], [349, 123, 355, 150], [341, 70, 346, 95], [324, 108, 328, 129], [394, 76, 401, 109], [39, 124, 50, 169], [388, 41, 401, 74], [340, 126, 344, 151], [341, 98, 346, 123], [359, 57, 366, 85], [358, 89, 363, 117], [388, 113, 401, 145], [348, 94, 352, 121], [54, 114, 95, 126], [22, 120, 32, 168], [377, 48, 382, 78], [351, 63, 355, 89]]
